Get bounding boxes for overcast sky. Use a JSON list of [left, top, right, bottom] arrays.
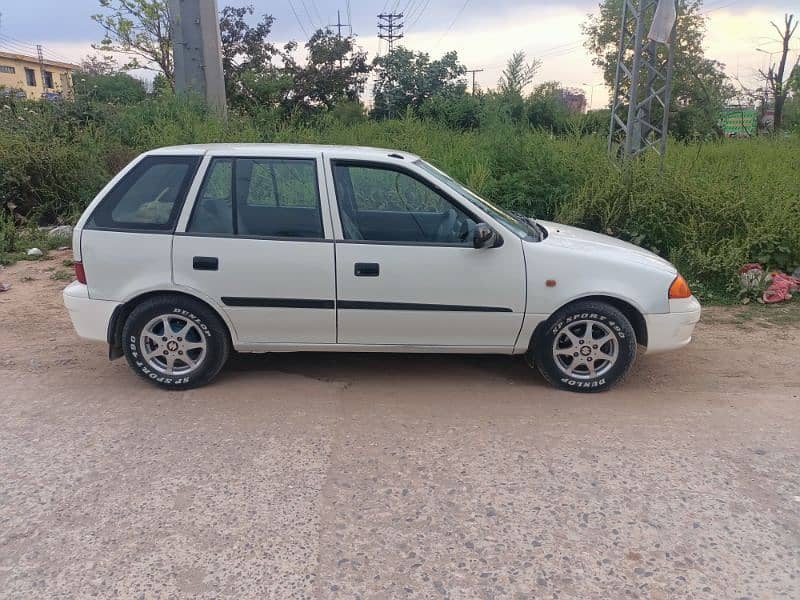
[[0, 1, 797, 108]]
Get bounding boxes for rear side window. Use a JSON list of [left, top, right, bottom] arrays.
[[187, 157, 323, 239], [87, 155, 200, 231]]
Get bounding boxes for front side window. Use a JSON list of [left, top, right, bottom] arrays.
[[415, 160, 536, 239], [87, 155, 200, 231], [44, 71, 54, 88], [24, 68, 36, 86], [187, 157, 324, 239], [332, 163, 476, 244]]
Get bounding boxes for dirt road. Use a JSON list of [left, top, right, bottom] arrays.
[[1, 251, 799, 599]]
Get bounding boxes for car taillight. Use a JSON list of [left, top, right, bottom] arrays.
[[668, 274, 691, 299], [74, 261, 87, 284]]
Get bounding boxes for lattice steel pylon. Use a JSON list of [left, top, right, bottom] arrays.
[[377, 13, 404, 54], [609, 0, 677, 161]]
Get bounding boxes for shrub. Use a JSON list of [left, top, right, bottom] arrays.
[[1, 94, 797, 297]]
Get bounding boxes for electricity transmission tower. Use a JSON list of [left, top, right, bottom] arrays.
[[609, 0, 677, 161], [377, 12, 404, 53]]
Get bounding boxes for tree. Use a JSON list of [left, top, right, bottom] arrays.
[[759, 14, 798, 131], [74, 69, 147, 104], [525, 81, 571, 131], [72, 54, 146, 103], [498, 51, 541, 97], [91, 0, 173, 86], [372, 47, 467, 119], [80, 54, 120, 76], [583, 0, 735, 138], [285, 28, 371, 113], [218, 5, 291, 110]]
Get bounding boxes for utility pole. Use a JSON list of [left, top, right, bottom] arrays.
[[377, 12, 404, 54], [36, 44, 47, 98], [608, 0, 677, 161], [169, 0, 227, 114], [465, 68, 484, 94], [328, 9, 351, 38]]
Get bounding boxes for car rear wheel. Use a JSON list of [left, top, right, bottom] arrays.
[[534, 300, 637, 393], [122, 295, 230, 390]]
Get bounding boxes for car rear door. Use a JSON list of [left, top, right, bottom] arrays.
[[173, 149, 336, 346], [325, 156, 526, 349]]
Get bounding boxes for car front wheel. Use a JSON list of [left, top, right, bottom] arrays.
[[121, 295, 230, 390], [534, 300, 637, 393]]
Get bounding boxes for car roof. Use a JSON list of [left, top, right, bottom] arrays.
[[147, 143, 420, 162]]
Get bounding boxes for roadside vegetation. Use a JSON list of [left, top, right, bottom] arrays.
[[1, 0, 798, 303], [1, 94, 798, 301]]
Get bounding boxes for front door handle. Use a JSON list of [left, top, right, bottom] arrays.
[[354, 262, 380, 277], [193, 256, 219, 271]]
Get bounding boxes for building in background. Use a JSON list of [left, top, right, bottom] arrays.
[[559, 89, 587, 115], [0, 51, 77, 100]]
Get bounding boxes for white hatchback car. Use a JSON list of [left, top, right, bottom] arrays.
[[64, 144, 700, 392]]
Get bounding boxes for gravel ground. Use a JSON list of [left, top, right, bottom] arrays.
[[1, 251, 799, 599]]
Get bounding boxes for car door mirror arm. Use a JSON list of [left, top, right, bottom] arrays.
[[473, 223, 499, 249]]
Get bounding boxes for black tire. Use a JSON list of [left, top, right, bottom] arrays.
[[121, 294, 230, 390], [533, 300, 637, 393]]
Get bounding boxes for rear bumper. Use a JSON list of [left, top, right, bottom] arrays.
[[63, 281, 120, 342], [644, 296, 702, 354]]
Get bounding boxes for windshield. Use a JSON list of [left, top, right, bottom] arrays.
[[414, 160, 536, 239]]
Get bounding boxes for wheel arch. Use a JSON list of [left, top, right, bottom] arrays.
[[107, 290, 234, 360], [530, 294, 648, 351]]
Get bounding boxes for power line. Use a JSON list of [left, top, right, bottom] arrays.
[[0, 34, 36, 53], [434, 0, 472, 49], [287, 0, 310, 38], [299, 0, 317, 33], [701, 0, 742, 15], [406, 0, 431, 33], [0, 35, 76, 65], [309, 0, 323, 25]]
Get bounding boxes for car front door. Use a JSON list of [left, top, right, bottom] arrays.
[[326, 157, 526, 349], [173, 151, 336, 346]]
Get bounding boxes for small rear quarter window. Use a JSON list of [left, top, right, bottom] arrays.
[[87, 155, 201, 231]]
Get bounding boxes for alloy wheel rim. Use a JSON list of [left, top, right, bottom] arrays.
[[552, 320, 618, 380], [139, 314, 207, 376]]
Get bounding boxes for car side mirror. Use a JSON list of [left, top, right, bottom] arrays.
[[473, 223, 498, 249]]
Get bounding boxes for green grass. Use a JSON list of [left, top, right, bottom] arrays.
[[49, 269, 73, 282], [1, 96, 798, 299], [0, 222, 71, 266], [703, 296, 800, 327]]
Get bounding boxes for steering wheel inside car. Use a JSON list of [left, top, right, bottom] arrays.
[[435, 209, 473, 243]]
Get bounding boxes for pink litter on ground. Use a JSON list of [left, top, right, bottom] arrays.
[[0, 283, 11, 292], [763, 273, 800, 304]]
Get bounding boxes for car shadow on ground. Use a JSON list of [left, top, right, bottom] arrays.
[[215, 352, 680, 395], [225, 350, 543, 384]]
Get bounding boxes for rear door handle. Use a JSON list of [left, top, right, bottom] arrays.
[[354, 262, 379, 277], [193, 256, 219, 271]]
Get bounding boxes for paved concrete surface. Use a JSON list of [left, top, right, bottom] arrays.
[[1, 253, 799, 599]]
